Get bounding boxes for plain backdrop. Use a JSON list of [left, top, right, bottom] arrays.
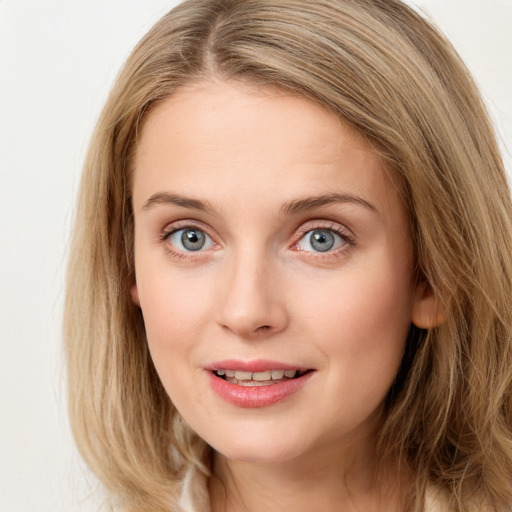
[[0, 1, 511, 511]]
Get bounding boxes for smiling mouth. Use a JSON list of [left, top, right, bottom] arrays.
[[213, 369, 311, 387]]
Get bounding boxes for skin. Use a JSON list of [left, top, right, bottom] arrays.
[[130, 80, 436, 511]]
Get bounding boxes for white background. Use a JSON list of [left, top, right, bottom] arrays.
[[0, 1, 511, 511]]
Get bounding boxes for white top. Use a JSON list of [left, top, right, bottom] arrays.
[[177, 464, 452, 512]]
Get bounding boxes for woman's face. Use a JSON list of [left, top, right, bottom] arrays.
[[131, 81, 423, 463]]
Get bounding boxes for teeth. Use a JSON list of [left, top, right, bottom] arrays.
[[271, 369, 285, 380], [216, 368, 302, 381], [252, 370, 272, 381], [234, 370, 252, 380], [237, 380, 277, 387]]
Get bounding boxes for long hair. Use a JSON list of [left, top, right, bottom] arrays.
[[64, 1, 512, 510]]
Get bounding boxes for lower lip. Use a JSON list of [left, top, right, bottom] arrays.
[[207, 371, 314, 408]]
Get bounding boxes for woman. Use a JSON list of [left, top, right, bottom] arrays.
[[64, 1, 512, 510]]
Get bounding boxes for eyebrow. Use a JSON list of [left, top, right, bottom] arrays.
[[142, 193, 214, 213], [281, 193, 378, 216], [141, 191, 378, 216]]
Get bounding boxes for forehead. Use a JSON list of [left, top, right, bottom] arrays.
[[132, 80, 402, 218]]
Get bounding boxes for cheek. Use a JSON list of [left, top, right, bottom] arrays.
[[295, 262, 412, 384], [137, 279, 211, 416], [136, 270, 214, 371], [304, 269, 411, 432], [298, 260, 412, 334]]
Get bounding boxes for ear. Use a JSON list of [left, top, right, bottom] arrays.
[[130, 282, 141, 307], [411, 281, 445, 329]]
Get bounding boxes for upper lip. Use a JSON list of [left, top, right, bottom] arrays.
[[205, 359, 312, 373]]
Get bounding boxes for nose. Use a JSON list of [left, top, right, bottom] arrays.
[[216, 249, 289, 339]]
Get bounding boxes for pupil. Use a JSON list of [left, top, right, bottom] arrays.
[[310, 230, 335, 252], [181, 229, 206, 251]]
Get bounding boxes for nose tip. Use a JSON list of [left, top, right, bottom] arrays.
[[221, 313, 278, 338], [216, 261, 288, 339], [219, 296, 288, 339]]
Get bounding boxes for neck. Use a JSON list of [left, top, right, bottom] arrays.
[[208, 437, 408, 512]]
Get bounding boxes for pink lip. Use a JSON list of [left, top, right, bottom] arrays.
[[206, 363, 315, 408], [205, 359, 310, 373]]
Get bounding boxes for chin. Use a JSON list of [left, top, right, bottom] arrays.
[[207, 430, 309, 464]]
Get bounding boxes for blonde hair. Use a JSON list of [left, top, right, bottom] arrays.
[[64, 1, 512, 510]]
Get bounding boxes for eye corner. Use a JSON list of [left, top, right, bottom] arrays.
[[295, 227, 352, 253], [159, 221, 219, 259], [287, 219, 357, 264]]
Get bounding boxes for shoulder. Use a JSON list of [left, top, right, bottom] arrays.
[[425, 485, 499, 512], [176, 468, 496, 512], [425, 485, 452, 512], [177, 464, 210, 512]]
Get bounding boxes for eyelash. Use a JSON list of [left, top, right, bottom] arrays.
[[159, 219, 355, 261], [292, 221, 355, 260], [160, 221, 217, 260]]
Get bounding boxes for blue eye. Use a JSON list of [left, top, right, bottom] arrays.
[[297, 229, 346, 252], [168, 228, 215, 252]]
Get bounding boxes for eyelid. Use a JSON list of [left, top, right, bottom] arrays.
[[158, 218, 354, 260], [293, 220, 355, 242], [169, 228, 215, 251], [291, 219, 356, 254], [160, 219, 220, 259], [160, 219, 217, 240]]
